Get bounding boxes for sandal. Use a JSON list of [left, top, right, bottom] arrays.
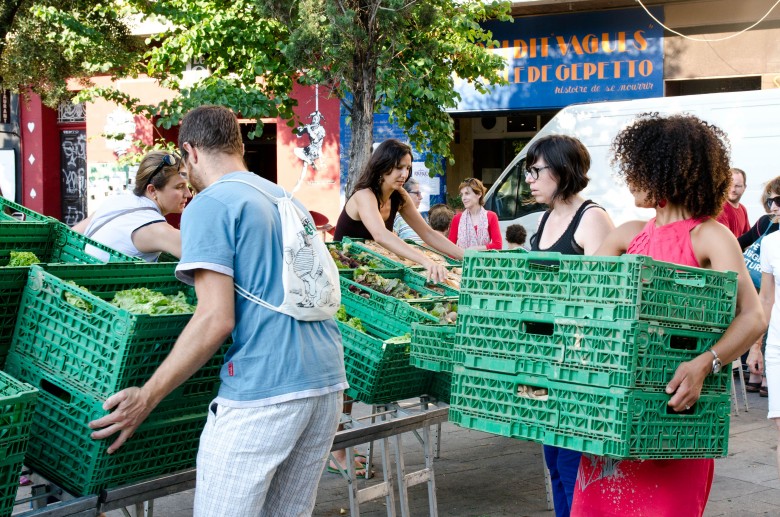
[[760, 386, 768, 397], [746, 382, 761, 393], [327, 458, 367, 477]]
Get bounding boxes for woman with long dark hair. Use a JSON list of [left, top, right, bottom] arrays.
[[334, 139, 464, 280]]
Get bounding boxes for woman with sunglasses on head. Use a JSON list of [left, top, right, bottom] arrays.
[[72, 150, 191, 261], [739, 178, 780, 397], [571, 114, 765, 516], [523, 134, 614, 517], [448, 178, 502, 250], [334, 139, 464, 281]]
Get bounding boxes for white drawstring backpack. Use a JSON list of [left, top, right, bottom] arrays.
[[219, 178, 340, 321]]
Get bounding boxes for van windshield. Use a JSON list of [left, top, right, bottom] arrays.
[[485, 159, 546, 220]]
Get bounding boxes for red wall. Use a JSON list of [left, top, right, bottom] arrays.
[[19, 95, 60, 217], [276, 83, 341, 231]]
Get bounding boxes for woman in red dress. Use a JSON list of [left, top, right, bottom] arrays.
[[571, 113, 766, 516]]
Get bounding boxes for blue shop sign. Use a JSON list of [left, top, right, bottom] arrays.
[[453, 7, 664, 112]]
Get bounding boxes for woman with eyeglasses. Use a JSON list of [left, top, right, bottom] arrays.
[[334, 139, 464, 281], [523, 134, 614, 517], [72, 150, 191, 261], [571, 114, 765, 516], [448, 178, 502, 250], [739, 178, 780, 397], [392, 177, 426, 244]]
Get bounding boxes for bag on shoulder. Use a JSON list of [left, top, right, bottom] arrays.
[[743, 223, 772, 290], [220, 178, 340, 321]]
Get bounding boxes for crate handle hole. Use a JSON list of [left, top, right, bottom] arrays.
[[40, 379, 72, 404], [523, 321, 554, 336], [528, 259, 560, 273], [666, 403, 695, 415], [673, 271, 705, 288], [516, 384, 548, 400], [669, 336, 698, 351]]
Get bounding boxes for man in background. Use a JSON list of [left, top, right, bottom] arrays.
[[717, 167, 750, 237]]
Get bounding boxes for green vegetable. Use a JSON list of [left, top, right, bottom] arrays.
[[7, 251, 41, 267], [334, 304, 365, 332], [111, 288, 195, 315], [64, 281, 93, 312]]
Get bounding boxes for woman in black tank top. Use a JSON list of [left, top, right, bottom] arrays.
[[333, 139, 464, 277], [524, 135, 615, 517]]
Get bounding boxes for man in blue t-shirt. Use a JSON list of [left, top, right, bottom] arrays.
[[89, 105, 347, 516]]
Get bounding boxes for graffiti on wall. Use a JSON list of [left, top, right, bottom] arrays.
[[60, 130, 87, 225]]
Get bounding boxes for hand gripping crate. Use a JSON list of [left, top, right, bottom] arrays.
[[0, 223, 138, 367], [459, 251, 737, 330], [0, 371, 38, 517], [4, 356, 208, 497], [455, 307, 729, 394], [340, 270, 457, 337], [338, 319, 431, 405], [7, 263, 226, 399], [449, 365, 730, 459]]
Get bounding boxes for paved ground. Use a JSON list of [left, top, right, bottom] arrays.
[[12, 379, 780, 516]]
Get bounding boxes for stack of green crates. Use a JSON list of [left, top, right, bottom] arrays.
[[0, 371, 37, 517], [450, 251, 737, 459], [336, 249, 459, 404], [4, 263, 226, 496], [0, 218, 138, 367]]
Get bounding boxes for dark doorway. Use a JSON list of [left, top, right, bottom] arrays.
[[242, 123, 277, 183]]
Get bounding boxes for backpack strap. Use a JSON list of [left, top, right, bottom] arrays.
[[85, 206, 161, 238]]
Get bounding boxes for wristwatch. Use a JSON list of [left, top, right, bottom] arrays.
[[709, 348, 722, 374]]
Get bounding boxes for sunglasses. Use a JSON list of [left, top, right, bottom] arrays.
[[525, 165, 551, 180], [145, 154, 180, 190], [766, 196, 780, 209]]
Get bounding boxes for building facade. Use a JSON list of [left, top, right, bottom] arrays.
[[2, 0, 778, 224]]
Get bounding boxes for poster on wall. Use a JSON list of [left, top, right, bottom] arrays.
[[0, 150, 15, 202], [454, 6, 664, 111], [61, 130, 87, 226]]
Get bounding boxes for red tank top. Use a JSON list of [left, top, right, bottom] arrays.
[[571, 216, 714, 517]]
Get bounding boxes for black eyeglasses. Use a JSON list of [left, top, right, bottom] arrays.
[[525, 165, 551, 180], [766, 196, 780, 210], [145, 154, 180, 190]]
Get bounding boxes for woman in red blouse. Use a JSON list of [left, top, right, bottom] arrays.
[[449, 178, 502, 250]]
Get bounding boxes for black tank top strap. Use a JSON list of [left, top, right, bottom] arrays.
[[530, 200, 603, 255]]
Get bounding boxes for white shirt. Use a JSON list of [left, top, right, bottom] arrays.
[[84, 193, 165, 262], [760, 231, 780, 344]]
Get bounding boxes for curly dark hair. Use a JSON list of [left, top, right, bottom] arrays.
[[505, 224, 527, 246], [610, 113, 731, 218]]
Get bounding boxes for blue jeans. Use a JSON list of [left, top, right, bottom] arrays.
[[543, 445, 582, 517]]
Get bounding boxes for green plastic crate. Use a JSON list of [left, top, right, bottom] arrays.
[[338, 320, 431, 405], [328, 241, 403, 271], [459, 251, 737, 329], [0, 371, 38, 517], [410, 323, 459, 373], [0, 197, 55, 223], [344, 237, 462, 269], [428, 372, 452, 403], [449, 365, 730, 459], [7, 263, 226, 399], [455, 307, 729, 393], [9, 362, 206, 496], [340, 272, 454, 337], [0, 222, 138, 367]]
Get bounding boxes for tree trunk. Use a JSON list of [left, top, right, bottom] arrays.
[[344, 0, 378, 198]]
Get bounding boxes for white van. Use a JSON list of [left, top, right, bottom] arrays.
[[483, 89, 780, 243]]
